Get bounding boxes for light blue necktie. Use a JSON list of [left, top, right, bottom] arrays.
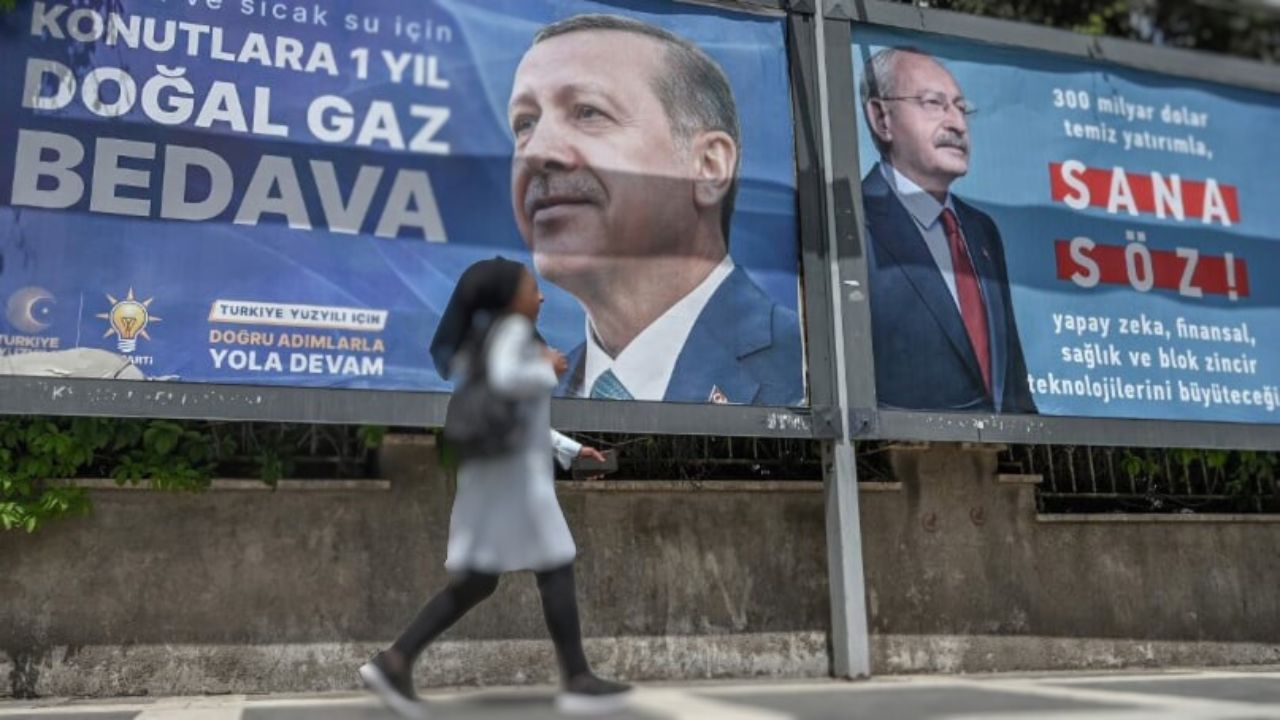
[[590, 369, 634, 400]]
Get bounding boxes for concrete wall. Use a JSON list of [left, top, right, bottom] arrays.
[[3, 439, 1279, 698], [0, 436, 830, 698], [861, 444, 1280, 673]]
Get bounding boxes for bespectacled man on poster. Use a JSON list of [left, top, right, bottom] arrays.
[[860, 46, 1037, 414], [507, 14, 804, 406]]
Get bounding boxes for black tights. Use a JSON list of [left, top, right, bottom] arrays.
[[391, 563, 590, 680]]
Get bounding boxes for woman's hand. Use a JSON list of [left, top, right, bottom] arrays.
[[576, 445, 609, 481]]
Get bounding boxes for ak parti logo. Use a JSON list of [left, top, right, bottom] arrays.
[[97, 288, 161, 353]]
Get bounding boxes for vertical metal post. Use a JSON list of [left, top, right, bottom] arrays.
[[822, 440, 871, 677], [814, 4, 872, 679]]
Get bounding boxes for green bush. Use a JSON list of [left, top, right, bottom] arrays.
[[0, 417, 226, 533], [0, 417, 385, 534]]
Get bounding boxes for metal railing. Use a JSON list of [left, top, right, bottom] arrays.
[[553, 435, 1280, 515], [208, 423, 383, 480], [552, 435, 904, 484], [561, 433, 825, 481], [999, 444, 1280, 514]]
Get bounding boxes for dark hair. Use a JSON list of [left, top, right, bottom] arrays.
[[534, 14, 741, 244], [429, 257, 528, 379]]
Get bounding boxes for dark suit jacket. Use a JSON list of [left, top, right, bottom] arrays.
[[555, 266, 804, 406], [863, 166, 1037, 414]]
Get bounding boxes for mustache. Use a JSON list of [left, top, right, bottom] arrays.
[[935, 131, 969, 152], [522, 171, 607, 218]]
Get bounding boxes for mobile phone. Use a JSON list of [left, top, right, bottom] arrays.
[[571, 449, 618, 479]]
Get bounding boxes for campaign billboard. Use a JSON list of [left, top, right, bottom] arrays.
[[0, 0, 804, 409], [850, 24, 1280, 425]]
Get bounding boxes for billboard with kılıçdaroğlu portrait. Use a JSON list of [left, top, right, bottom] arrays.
[[0, 0, 805, 414], [851, 25, 1280, 425]]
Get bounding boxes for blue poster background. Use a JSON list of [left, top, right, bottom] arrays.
[[852, 26, 1280, 424], [0, 0, 799, 398]]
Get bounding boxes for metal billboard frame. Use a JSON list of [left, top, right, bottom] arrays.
[[0, 0, 875, 679], [822, 0, 1280, 451], [0, 0, 844, 440]]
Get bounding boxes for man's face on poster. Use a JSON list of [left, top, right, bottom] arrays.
[[508, 30, 698, 291], [872, 53, 971, 189]]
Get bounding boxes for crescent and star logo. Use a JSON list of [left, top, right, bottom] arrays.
[[5, 287, 55, 334]]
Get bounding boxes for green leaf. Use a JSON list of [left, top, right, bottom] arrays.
[[357, 425, 387, 449]]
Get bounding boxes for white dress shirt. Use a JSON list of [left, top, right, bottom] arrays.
[[880, 161, 964, 311], [580, 255, 736, 401]]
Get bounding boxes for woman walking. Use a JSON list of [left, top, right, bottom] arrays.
[[360, 257, 632, 718]]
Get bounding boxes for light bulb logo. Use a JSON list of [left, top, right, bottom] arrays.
[[96, 288, 161, 354]]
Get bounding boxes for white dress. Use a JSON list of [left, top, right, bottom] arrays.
[[444, 314, 582, 574]]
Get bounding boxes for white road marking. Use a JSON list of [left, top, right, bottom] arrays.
[[960, 677, 1272, 714], [628, 687, 797, 720], [135, 709, 244, 720], [945, 704, 1280, 720], [1036, 669, 1280, 684], [242, 694, 377, 709], [0, 695, 248, 718], [134, 694, 247, 720]]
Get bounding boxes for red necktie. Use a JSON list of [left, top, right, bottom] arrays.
[[940, 208, 991, 396]]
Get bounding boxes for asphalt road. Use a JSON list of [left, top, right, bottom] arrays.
[[4, 668, 1280, 719]]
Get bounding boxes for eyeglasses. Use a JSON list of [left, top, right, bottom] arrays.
[[876, 92, 977, 117]]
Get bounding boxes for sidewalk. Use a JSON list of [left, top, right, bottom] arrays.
[[3, 669, 1280, 719]]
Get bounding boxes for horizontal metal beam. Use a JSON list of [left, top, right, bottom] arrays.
[[0, 376, 838, 438], [0, 376, 444, 427], [554, 398, 839, 438], [677, 0, 791, 14], [861, 409, 1280, 451], [828, 0, 1280, 94]]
